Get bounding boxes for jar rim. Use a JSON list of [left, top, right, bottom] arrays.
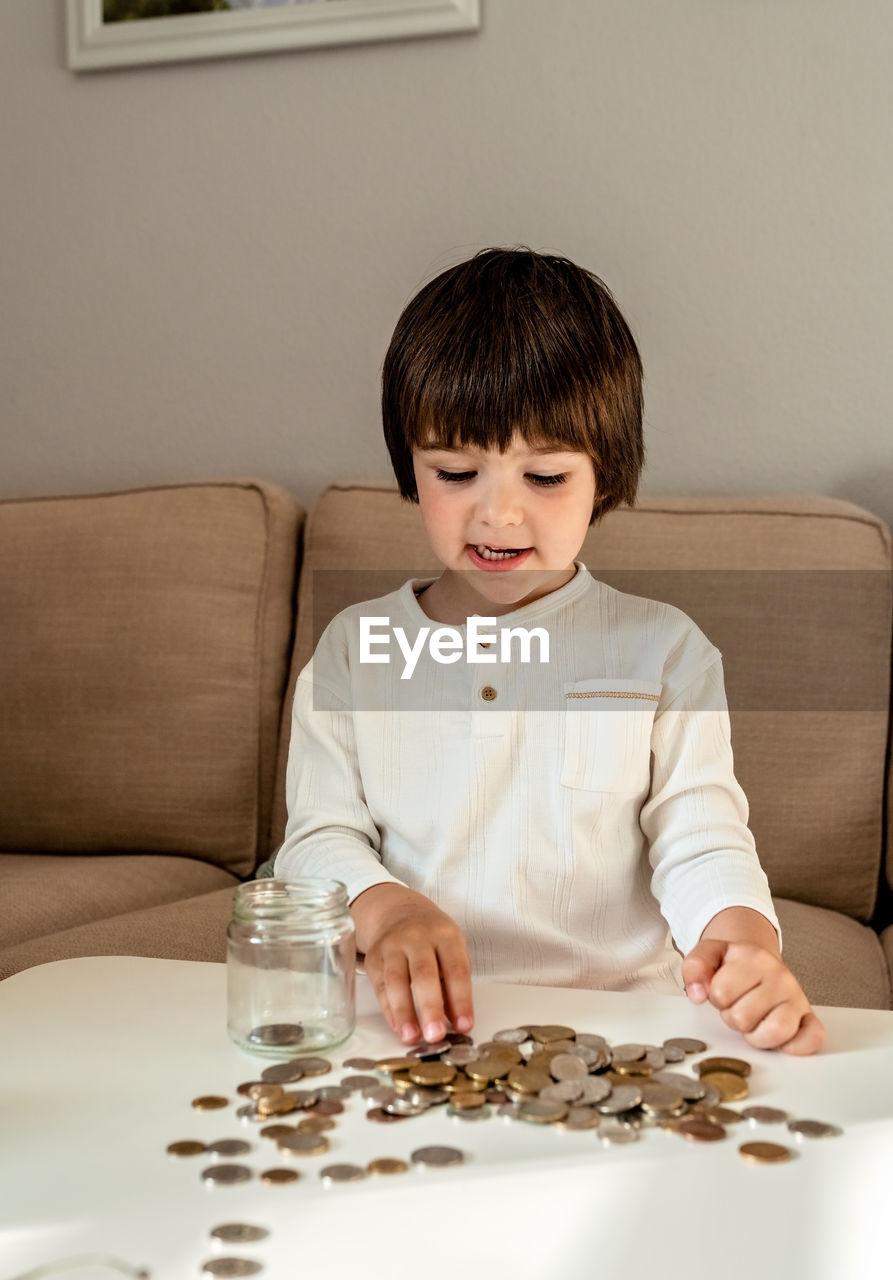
[[234, 877, 348, 919]]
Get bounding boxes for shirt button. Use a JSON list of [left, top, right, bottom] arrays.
[[480, 685, 497, 702]]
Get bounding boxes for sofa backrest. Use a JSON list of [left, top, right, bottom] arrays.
[[272, 486, 892, 922], [0, 481, 303, 877]]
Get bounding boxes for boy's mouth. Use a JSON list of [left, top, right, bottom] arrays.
[[466, 543, 533, 570]]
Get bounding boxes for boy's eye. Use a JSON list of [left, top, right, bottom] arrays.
[[528, 473, 568, 487], [435, 469, 475, 483]]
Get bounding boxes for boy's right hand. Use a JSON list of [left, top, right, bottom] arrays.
[[350, 883, 474, 1046]]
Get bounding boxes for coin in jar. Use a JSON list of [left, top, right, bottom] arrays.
[[201, 1164, 253, 1185], [192, 1096, 229, 1111], [167, 1140, 207, 1157], [210, 1225, 270, 1245], [739, 1141, 794, 1164], [201, 1259, 263, 1277], [248, 1023, 304, 1048], [787, 1119, 843, 1139], [320, 1163, 366, 1184], [411, 1145, 466, 1168], [678, 1118, 727, 1143], [367, 1157, 409, 1176]]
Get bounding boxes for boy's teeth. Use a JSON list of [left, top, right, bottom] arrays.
[[475, 544, 523, 561]]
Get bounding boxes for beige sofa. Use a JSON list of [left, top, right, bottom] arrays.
[[1, 480, 891, 1011]]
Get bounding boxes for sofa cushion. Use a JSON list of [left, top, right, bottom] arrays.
[[0, 481, 303, 876], [0, 853, 238, 950], [774, 897, 891, 1010], [271, 487, 890, 926], [0, 887, 235, 982]]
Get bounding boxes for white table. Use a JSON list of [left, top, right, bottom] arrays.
[[1, 957, 892, 1280]]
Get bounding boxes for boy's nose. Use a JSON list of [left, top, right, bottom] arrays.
[[476, 480, 524, 527]]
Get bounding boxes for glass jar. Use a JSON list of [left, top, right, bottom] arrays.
[[227, 878, 356, 1058]]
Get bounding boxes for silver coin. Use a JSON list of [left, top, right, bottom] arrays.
[[600, 1123, 641, 1145], [639, 1083, 684, 1113], [699, 1084, 722, 1107], [443, 1045, 480, 1066], [406, 1039, 451, 1056], [550, 1053, 589, 1082], [317, 1085, 352, 1102], [787, 1119, 843, 1139], [411, 1145, 466, 1167], [209, 1225, 270, 1245], [575, 1033, 611, 1053], [260, 1061, 305, 1085], [343, 1057, 378, 1070], [497, 1102, 523, 1120], [288, 1089, 320, 1109], [447, 1104, 493, 1121], [248, 1023, 304, 1048], [235, 1105, 262, 1124], [519, 1099, 568, 1124], [662, 1044, 686, 1063], [297, 1057, 332, 1076], [741, 1106, 790, 1125], [492, 1028, 528, 1044], [577, 1076, 613, 1104], [663, 1036, 707, 1055], [364, 1085, 397, 1106], [654, 1071, 706, 1101], [207, 1140, 252, 1158], [201, 1164, 253, 1186], [540, 1080, 584, 1103], [564, 1044, 602, 1070], [276, 1132, 328, 1154], [597, 1085, 642, 1114], [611, 1043, 646, 1062], [385, 1097, 430, 1117], [340, 1075, 380, 1093], [643, 1047, 667, 1070], [320, 1163, 366, 1184], [202, 1260, 263, 1278]]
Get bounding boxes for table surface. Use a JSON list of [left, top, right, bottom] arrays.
[[1, 956, 892, 1280]]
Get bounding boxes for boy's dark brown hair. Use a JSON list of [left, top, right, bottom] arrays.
[[381, 246, 644, 524]]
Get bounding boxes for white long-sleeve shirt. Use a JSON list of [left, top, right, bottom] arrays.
[[275, 564, 779, 995]]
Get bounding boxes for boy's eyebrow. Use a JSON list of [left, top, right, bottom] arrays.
[[415, 443, 579, 457]]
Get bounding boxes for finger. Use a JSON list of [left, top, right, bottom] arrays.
[[681, 939, 728, 1002], [377, 950, 422, 1044], [778, 1010, 827, 1057], [716, 980, 786, 1035], [405, 949, 450, 1044], [739, 999, 810, 1051], [436, 938, 474, 1034]]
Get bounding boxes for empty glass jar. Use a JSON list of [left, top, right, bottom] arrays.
[[227, 878, 356, 1058]]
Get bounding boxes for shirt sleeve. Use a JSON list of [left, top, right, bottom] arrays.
[[274, 663, 409, 904], [639, 650, 782, 956]]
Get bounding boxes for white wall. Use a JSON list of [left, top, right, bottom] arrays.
[[2, 1, 892, 523]]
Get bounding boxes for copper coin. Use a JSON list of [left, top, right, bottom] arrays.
[[210, 1225, 270, 1244], [167, 1140, 207, 1157], [201, 1164, 253, 1185], [696, 1056, 751, 1078], [207, 1140, 252, 1158], [201, 1260, 263, 1277], [366, 1107, 406, 1124], [678, 1118, 727, 1143], [692, 1104, 744, 1126], [367, 1157, 409, 1176], [248, 1023, 304, 1048], [445, 1031, 475, 1045], [259, 1167, 300, 1184], [236, 1082, 266, 1097], [741, 1106, 790, 1125], [739, 1141, 794, 1164], [248, 1084, 284, 1101], [260, 1062, 305, 1085], [256, 1093, 299, 1117], [192, 1096, 229, 1111], [308, 1099, 343, 1117], [259, 1124, 296, 1141]]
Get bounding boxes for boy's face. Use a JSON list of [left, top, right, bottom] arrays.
[[412, 434, 597, 617]]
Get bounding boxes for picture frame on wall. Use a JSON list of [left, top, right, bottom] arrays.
[[65, 0, 482, 72]]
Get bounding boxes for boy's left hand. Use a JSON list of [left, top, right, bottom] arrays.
[[681, 940, 826, 1055]]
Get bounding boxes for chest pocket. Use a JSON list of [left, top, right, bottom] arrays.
[[560, 679, 662, 793]]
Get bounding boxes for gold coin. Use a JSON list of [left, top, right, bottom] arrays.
[[692, 1104, 744, 1126], [297, 1058, 332, 1077], [248, 1083, 284, 1102], [530, 1025, 576, 1043], [739, 1141, 793, 1165], [465, 1057, 511, 1082], [696, 1056, 751, 1078], [192, 1096, 229, 1111], [556, 1107, 601, 1131], [506, 1066, 552, 1095], [612, 1060, 655, 1077], [367, 1157, 409, 1176], [639, 1083, 684, 1113], [259, 1124, 296, 1141], [407, 1061, 456, 1087], [257, 1092, 299, 1117], [376, 1057, 420, 1074], [450, 1091, 488, 1110], [525, 1050, 562, 1073], [444, 1074, 487, 1094], [260, 1167, 301, 1183], [475, 1042, 523, 1064], [297, 1116, 336, 1134], [699, 1071, 749, 1103], [167, 1140, 207, 1157]]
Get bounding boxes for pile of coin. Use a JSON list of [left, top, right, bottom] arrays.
[[171, 1023, 842, 1191]]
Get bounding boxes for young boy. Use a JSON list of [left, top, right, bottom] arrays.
[[275, 247, 825, 1057]]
